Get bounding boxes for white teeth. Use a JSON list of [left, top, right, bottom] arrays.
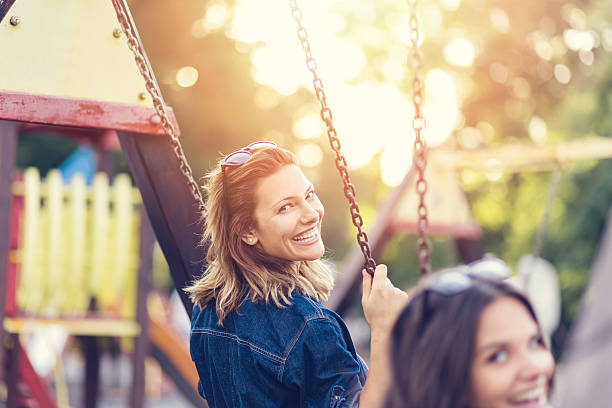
[[510, 386, 547, 404], [293, 229, 317, 241]]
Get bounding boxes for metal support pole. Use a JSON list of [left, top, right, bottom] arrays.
[[0, 120, 17, 399], [130, 209, 154, 408]]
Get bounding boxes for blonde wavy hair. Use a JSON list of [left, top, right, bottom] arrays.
[[185, 145, 335, 325]]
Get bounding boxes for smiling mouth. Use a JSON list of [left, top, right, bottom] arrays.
[[292, 227, 320, 245], [508, 385, 548, 407]]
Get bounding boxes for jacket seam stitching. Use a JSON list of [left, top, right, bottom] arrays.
[[191, 328, 284, 363], [278, 315, 328, 382], [303, 296, 325, 317]]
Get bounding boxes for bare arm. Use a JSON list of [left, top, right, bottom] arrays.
[[358, 264, 409, 408]]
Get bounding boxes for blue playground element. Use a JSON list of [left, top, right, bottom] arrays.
[[58, 145, 97, 184]]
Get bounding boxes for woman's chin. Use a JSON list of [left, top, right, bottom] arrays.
[[295, 241, 325, 261]]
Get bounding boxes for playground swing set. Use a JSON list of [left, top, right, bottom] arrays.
[[2, 0, 612, 407]]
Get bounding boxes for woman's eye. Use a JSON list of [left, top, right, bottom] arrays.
[[306, 190, 315, 199], [528, 335, 545, 349], [279, 204, 291, 213], [487, 350, 508, 364]]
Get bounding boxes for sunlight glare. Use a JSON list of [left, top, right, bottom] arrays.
[[296, 143, 323, 167], [444, 38, 476, 67], [424, 69, 460, 147], [381, 137, 413, 187], [192, 2, 228, 37], [331, 82, 411, 170], [230, 0, 365, 96], [440, 0, 461, 12], [293, 114, 325, 140]]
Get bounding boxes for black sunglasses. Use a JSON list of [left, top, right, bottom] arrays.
[[221, 141, 277, 215], [425, 256, 511, 297]]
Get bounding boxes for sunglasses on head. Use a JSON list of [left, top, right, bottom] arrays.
[[425, 256, 511, 297], [221, 141, 277, 215], [221, 141, 278, 168]]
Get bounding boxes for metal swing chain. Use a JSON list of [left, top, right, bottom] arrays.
[[111, 0, 206, 215], [408, 0, 432, 276], [289, 0, 377, 276]]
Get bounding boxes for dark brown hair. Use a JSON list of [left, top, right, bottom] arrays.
[[386, 278, 545, 408]]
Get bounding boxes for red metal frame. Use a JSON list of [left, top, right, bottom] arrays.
[[17, 342, 57, 408], [0, 90, 180, 136]]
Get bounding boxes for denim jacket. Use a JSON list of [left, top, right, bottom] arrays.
[[190, 292, 368, 408]]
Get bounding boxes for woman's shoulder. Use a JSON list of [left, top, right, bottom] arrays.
[[285, 292, 328, 320]]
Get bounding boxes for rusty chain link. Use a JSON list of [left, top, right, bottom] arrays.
[[289, 0, 377, 276], [408, 0, 431, 276], [111, 0, 206, 215]]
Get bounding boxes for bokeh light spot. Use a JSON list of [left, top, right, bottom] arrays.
[[489, 8, 510, 34], [176, 66, 199, 88], [534, 39, 553, 60], [444, 38, 476, 67], [485, 159, 503, 181], [529, 116, 547, 145], [293, 114, 324, 140], [489, 63, 509, 84], [440, 0, 461, 11], [553, 64, 571, 84]]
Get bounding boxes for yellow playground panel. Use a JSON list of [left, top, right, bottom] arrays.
[[0, 0, 152, 106], [9, 168, 143, 333]]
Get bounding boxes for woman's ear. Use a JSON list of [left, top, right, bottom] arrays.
[[241, 232, 258, 246]]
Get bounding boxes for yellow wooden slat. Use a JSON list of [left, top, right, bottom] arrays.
[[13, 169, 144, 334], [91, 173, 111, 307], [112, 174, 138, 319], [66, 174, 88, 314], [46, 170, 65, 315], [18, 168, 43, 313], [3, 317, 140, 337]]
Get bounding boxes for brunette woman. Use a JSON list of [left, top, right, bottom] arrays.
[[387, 260, 555, 408]]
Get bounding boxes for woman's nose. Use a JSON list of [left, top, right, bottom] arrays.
[[300, 203, 320, 224], [518, 350, 554, 380]]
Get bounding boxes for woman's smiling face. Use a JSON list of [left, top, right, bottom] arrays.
[[244, 164, 325, 262], [470, 296, 555, 408]]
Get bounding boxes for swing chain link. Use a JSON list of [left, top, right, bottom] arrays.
[[111, 0, 206, 215], [408, 0, 431, 276], [289, 0, 377, 276]]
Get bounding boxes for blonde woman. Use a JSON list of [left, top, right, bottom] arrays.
[[186, 142, 407, 408]]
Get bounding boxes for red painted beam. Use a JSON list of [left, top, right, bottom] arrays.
[[18, 343, 57, 408], [0, 90, 181, 136]]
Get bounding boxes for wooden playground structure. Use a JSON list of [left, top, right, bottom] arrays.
[[0, 1, 204, 406], [2, 1, 612, 407]]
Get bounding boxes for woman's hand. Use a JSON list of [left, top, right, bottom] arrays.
[[361, 264, 409, 335], [359, 264, 409, 408]]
